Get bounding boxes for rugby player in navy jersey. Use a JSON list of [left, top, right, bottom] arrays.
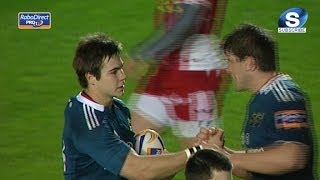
[[62, 32, 207, 180], [197, 23, 315, 179]]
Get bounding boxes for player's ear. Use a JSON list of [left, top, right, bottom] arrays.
[[244, 56, 257, 71], [86, 72, 97, 86]]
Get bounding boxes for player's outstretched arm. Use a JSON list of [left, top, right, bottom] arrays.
[[120, 149, 188, 180], [230, 142, 310, 175]]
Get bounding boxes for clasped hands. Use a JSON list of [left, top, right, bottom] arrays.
[[196, 127, 226, 152]]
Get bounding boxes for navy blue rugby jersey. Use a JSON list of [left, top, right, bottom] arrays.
[[62, 92, 135, 180], [242, 74, 314, 180]]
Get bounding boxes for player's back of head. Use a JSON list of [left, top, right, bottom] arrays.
[[185, 149, 232, 180]]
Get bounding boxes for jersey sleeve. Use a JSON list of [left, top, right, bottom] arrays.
[[271, 95, 312, 145], [68, 104, 131, 176]]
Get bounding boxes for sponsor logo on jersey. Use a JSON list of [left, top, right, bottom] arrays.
[[278, 7, 308, 33], [249, 112, 265, 127], [18, 12, 51, 29], [274, 110, 308, 129]]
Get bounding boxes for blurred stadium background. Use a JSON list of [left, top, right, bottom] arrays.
[[0, 0, 318, 179]]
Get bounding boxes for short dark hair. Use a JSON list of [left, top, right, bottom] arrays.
[[185, 149, 232, 180], [72, 32, 122, 88], [222, 23, 277, 72]]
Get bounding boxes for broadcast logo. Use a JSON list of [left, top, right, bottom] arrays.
[[278, 7, 308, 33], [18, 12, 51, 29]]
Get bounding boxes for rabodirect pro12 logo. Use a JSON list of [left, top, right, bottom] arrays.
[[18, 12, 51, 29], [278, 7, 308, 33]]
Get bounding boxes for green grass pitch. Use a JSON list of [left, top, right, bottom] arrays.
[[0, 0, 318, 179]]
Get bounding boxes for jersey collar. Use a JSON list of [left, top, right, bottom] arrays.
[[259, 73, 291, 94], [76, 92, 105, 112]]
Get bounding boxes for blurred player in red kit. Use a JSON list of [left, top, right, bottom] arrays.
[[128, 0, 229, 147]]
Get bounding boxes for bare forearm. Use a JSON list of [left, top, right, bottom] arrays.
[[230, 143, 309, 175], [141, 152, 187, 178], [232, 167, 253, 179], [219, 146, 251, 178], [121, 150, 187, 179]]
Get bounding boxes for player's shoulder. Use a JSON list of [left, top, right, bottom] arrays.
[[64, 94, 85, 119], [65, 93, 103, 111], [65, 93, 105, 131], [64, 96, 80, 112], [259, 74, 305, 103]]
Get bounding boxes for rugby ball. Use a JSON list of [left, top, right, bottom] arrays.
[[134, 129, 165, 155]]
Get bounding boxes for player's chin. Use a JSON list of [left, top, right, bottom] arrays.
[[235, 84, 246, 92], [234, 85, 242, 91]]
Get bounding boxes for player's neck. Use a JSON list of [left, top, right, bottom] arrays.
[[82, 90, 113, 108], [250, 71, 278, 93]]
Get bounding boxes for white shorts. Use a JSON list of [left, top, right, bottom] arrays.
[[128, 92, 221, 138]]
